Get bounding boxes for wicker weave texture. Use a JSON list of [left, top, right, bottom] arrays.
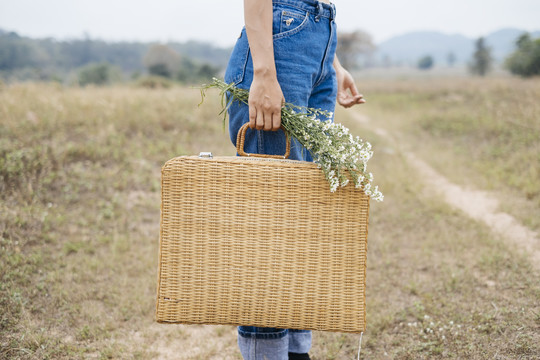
[[156, 155, 369, 333]]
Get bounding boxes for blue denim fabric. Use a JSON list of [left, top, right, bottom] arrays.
[[238, 328, 312, 360], [225, 0, 338, 162], [224, 0, 338, 359]]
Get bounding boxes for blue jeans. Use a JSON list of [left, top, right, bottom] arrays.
[[225, 0, 338, 162], [224, 0, 338, 359]]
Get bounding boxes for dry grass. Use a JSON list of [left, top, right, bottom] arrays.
[[1, 83, 233, 359], [1, 78, 539, 359], [313, 112, 540, 359], [355, 76, 540, 232]]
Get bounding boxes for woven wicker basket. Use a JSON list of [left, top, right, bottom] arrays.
[[156, 124, 369, 333]]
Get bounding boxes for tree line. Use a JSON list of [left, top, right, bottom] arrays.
[[414, 33, 540, 77], [0, 30, 229, 85], [1, 29, 539, 85], [334, 29, 540, 78]]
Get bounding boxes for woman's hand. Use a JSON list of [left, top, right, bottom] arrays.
[[334, 56, 365, 108], [249, 71, 284, 131]]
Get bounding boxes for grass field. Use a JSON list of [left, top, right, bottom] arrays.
[[1, 77, 539, 359]]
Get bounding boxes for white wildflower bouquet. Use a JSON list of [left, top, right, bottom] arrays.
[[200, 78, 383, 202]]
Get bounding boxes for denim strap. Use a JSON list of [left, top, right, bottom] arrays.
[[329, 3, 336, 20], [315, 1, 323, 22]]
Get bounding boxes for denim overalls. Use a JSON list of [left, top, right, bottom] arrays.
[[224, 1, 338, 358]]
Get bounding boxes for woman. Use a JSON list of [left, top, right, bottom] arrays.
[[224, 0, 364, 358]]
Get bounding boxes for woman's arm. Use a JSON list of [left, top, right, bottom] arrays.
[[333, 56, 365, 108], [244, 0, 284, 131]]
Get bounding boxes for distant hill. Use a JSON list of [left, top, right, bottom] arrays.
[[377, 31, 472, 66], [376, 28, 540, 66], [484, 28, 540, 62]]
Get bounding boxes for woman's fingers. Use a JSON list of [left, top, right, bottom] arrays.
[[338, 88, 366, 108], [346, 81, 365, 104], [263, 111, 272, 131], [262, 108, 281, 131], [271, 111, 281, 131], [335, 63, 365, 109], [348, 82, 360, 97], [249, 102, 282, 131], [255, 108, 265, 130], [248, 103, 257, 128]]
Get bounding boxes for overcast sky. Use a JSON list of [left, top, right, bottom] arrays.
[[1, 0, 539, 46]]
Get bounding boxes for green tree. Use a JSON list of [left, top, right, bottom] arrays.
[[197, 63, 218, 81], [0, 32, 38, 70], [505, 33, 540, 77], [176, 57, 218, 84], [148, 63, 171, 78], [469, 37, 492, 76], [176, 57, 197, 83], [417, 55, 434, 70], [78, 62, 112, 86], [143, 44, 181, 79]]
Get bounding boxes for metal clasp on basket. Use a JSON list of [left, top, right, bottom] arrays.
[[198, 152, 213, 158]]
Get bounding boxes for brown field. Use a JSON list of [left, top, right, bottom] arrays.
[[1, 76, 539, 359]]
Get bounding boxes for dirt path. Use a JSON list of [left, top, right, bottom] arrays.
[[351, 112, 540, 271]]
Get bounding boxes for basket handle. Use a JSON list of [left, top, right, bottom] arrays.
[[236, 123, 291, 159]]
